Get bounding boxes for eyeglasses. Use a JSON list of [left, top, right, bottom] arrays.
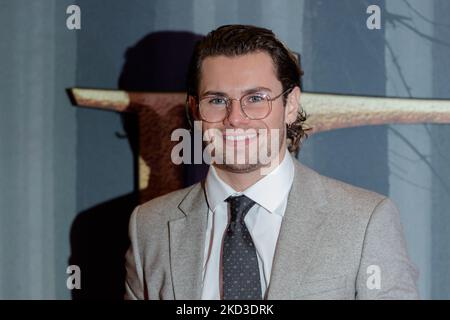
[[197, 87, 293, 123]]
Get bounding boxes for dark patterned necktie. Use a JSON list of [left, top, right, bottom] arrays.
[[222, 195, 262, 300]]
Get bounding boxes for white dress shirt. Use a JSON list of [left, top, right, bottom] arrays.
[[201, 152, 295, 299]]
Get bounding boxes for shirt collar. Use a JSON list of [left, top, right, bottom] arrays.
[[205, 151, 295, 215]]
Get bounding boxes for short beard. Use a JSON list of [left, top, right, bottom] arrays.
[[211, 125, 285, 174], [214, 162, 262, 174]]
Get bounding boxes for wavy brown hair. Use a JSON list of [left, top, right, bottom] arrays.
[[186, 24, 309, 154]]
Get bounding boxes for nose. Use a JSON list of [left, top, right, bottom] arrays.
[[225, 99, 249, 127]]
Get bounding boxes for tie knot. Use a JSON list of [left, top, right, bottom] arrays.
[[226, 195, 255, 223]]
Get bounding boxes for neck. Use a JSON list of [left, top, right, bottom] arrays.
[[214, 147, 287, 192]]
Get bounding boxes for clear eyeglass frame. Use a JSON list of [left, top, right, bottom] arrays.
[[197, 87, 293, 123]]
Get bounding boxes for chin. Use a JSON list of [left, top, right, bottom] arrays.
[[215, 162, 262, 174]]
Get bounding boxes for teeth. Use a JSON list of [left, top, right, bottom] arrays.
[[224, 134, 257, 141]]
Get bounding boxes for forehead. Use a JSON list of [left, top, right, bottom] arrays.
[[199, 51, 281, 94]]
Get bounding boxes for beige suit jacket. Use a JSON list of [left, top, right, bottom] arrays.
[[124, 156, 419, 299]]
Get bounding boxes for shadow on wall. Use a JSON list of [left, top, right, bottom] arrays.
[[69, 31, 206, 300]]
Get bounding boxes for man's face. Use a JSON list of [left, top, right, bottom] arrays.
[[195, 51, 298, 174]]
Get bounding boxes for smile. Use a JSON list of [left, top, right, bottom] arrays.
[[223, 133, 257, 141]]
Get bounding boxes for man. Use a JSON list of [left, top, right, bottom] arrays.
[[124, 25, 419, 300]]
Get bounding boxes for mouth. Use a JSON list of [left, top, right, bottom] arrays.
[[222, 132, 258, 146]]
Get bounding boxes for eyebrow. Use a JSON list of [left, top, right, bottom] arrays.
[[200, 87, 273, 97]]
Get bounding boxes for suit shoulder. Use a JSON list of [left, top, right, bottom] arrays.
[[298, 162, 387, 214], [133, 182, 202, 224], [320, 173, 385, 205]]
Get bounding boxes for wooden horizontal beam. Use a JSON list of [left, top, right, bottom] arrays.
[[69, 88, 450, 133]]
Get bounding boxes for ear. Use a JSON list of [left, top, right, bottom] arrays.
[[187, 95, 199, 120], [285, 86, 301, 125]]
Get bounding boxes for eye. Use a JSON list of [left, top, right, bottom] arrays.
[[208, 97, 227, 105], [247, 94, 265, 103]]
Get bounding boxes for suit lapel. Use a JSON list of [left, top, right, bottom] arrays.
[[169, 182, 208, 300], [266, 158, 330, 299]]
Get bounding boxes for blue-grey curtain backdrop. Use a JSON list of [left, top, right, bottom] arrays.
[[0, 0, 77, 299], [1, 0, 449, 299]]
